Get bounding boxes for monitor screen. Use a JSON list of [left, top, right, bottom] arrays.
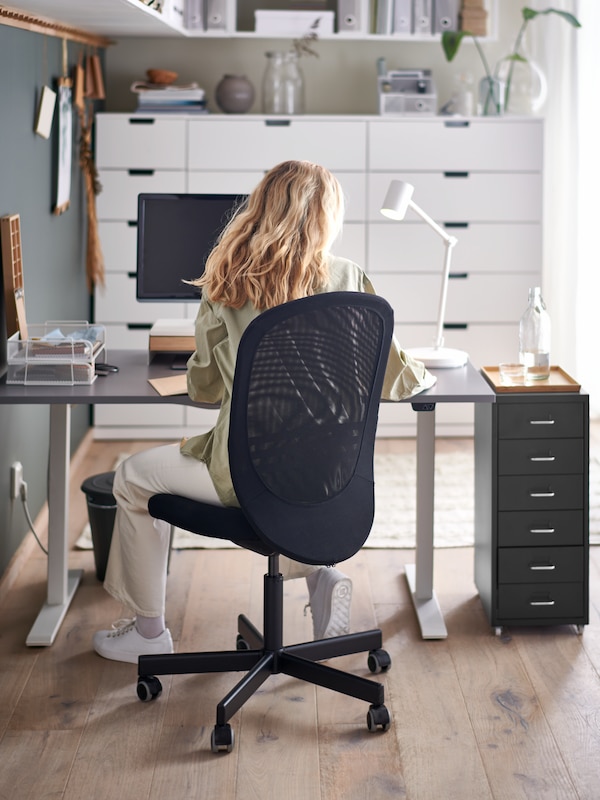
[[136, 193, 246, 301]]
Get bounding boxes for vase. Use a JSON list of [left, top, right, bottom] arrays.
[[497, 56, 548, 115], [215, 74, 255, 114], [477, 77, 505, 116], [262, 51, 305, 115]]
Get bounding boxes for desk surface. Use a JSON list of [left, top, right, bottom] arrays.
[[0, 350, 495, 406]]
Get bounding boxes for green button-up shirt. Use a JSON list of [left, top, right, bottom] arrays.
[[180, 256, 436, 506]]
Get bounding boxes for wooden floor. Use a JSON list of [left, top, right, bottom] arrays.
[[1, 432, 599, 800]]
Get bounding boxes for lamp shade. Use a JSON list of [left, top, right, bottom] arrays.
[[380, 180, 415, 221]]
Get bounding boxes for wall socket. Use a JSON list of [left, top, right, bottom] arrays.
[[10, 462, 24, 500]]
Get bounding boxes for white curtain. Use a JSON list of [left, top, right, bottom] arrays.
[[573, 2, 600, 416], [529, 0, 599, 415]]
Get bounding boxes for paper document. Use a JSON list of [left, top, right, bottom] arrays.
[[148, 374, 188, 396]]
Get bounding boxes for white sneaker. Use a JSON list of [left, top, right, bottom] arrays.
[[306, 567, 352, 640], [93, 619, 174, 664]]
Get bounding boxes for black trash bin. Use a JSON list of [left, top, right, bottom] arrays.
[[80, 471, 116, 582]]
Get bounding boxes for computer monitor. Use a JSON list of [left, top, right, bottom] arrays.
[[136, 193, 247, 302]]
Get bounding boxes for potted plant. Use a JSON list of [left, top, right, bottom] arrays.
[[441, 7, 581, 115]]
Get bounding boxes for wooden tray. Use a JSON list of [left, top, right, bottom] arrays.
[[481, 365, 581, 393]]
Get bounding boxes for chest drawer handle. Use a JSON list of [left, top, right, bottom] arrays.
[[530, 527, 555, 534], [529, 419, 555, 426], [529, 563, 556, 571], [530, 456, 556, 462], [529, 491, 555, 498], [530, 600, 555, 607]]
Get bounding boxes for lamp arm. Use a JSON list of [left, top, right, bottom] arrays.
[[407, 200, 455, 245], [434, 237, 457, 349], [407, 199, 458, 350]]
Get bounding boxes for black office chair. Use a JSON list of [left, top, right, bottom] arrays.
[[138, 292, 394, 753]]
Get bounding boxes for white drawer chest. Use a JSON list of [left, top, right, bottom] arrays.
[[94, 113, 543, 439]]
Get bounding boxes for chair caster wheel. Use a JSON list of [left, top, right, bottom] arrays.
[[367, 704, 391, 732], [236, 634, 250, 650], [211, 724, 234, 753], [367, 648, 391, 674], [137, 676, 162, 702]]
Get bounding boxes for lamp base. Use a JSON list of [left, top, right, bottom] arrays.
[[406, 346, 469, 369]]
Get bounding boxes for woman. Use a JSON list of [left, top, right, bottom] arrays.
[[93, 160, 435, 663]]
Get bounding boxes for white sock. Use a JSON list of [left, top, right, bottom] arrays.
[[136, 615, 165, 639]]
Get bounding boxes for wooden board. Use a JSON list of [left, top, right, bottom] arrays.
[[481, 365, 581, 393], [1, 213, 28, 340]]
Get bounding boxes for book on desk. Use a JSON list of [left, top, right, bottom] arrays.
[[148, 318, 195, 355]]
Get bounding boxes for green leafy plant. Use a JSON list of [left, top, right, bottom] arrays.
[[442, 7, 581, 114]]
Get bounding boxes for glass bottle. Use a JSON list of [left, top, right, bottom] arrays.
[[262, 51, 305, 115], [519, 286, 551, 380]]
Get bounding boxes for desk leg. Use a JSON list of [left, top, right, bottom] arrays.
[[405, 405, 448, 640], [26, 404, 83, 646]]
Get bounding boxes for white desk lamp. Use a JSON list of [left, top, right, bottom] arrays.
[[380, 179, 468, 369]]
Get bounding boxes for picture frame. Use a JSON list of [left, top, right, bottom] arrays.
[[54, 77, 73, 215]]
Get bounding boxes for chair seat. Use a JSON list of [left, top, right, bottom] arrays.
[[148, 494, 275, 556]]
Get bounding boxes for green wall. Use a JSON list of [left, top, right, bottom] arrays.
[[0, 25, 96, 576]]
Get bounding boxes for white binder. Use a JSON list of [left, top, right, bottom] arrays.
[[412, 0, 432, 33], [337, 0, 368, 33], [393, 0, 412, 33], [184, 0, 204, 30], [433, 0, 459, 33], [375, 0, 393, 34], [206, 0, 227, 30]]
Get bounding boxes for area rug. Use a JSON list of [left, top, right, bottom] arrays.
[[76, 451, 600, 551]]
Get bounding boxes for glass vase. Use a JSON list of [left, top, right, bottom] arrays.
[[262, 51, 305, 115], [477, 77, 505, 116], [497, 56, 548, 115]]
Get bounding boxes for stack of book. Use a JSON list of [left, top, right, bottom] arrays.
[[130, 81, 207, 113]]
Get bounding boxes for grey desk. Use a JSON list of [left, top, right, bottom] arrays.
[[0, 351, 200, 646], [0, 352, 494, 644], [406, 363, 495, 638]]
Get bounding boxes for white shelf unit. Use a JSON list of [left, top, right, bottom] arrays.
[[94, 112, 542, 439], [9, 0, 496, 40]]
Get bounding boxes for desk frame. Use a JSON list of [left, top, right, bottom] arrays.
[[0, 352, 494, 644]]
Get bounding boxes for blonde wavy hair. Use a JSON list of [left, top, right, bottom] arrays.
[[194, 160, 345, 309]]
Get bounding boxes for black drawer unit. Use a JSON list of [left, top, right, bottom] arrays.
[[474, 391, 589, 635]]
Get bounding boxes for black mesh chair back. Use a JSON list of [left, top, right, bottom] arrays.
[[228, 291, 394, 566], [141, 291, 395, 753]]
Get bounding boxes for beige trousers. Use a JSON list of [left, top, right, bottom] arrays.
[[103, 443, 316, 617]]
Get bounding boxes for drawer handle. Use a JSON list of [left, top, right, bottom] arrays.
[[529, 456, 556, 462], [444, 120, 470, 128], [265, 119, 291, 126], [529, 563, 556, 571], [443, 222, 469, 229], [128, 169, 155, 176], [127, 323, 152, 330], [127, 272, 137, 279], [530, 527, 556, 534], [530, 600, 555, 607], [529, 419, 555, 426], [443, 323, 468, 330], [449, 272, 468, 279], [127, 220, 138, 227], [128, 117, 155, 125], [529, 491, 556, 498], [443, 171, 469, 178]]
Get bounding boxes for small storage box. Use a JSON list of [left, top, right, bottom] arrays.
[[7, 321, 106, 385], [254, 9, 334, 35]]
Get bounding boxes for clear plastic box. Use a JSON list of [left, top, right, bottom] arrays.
[[6, 322, 106, 385]]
